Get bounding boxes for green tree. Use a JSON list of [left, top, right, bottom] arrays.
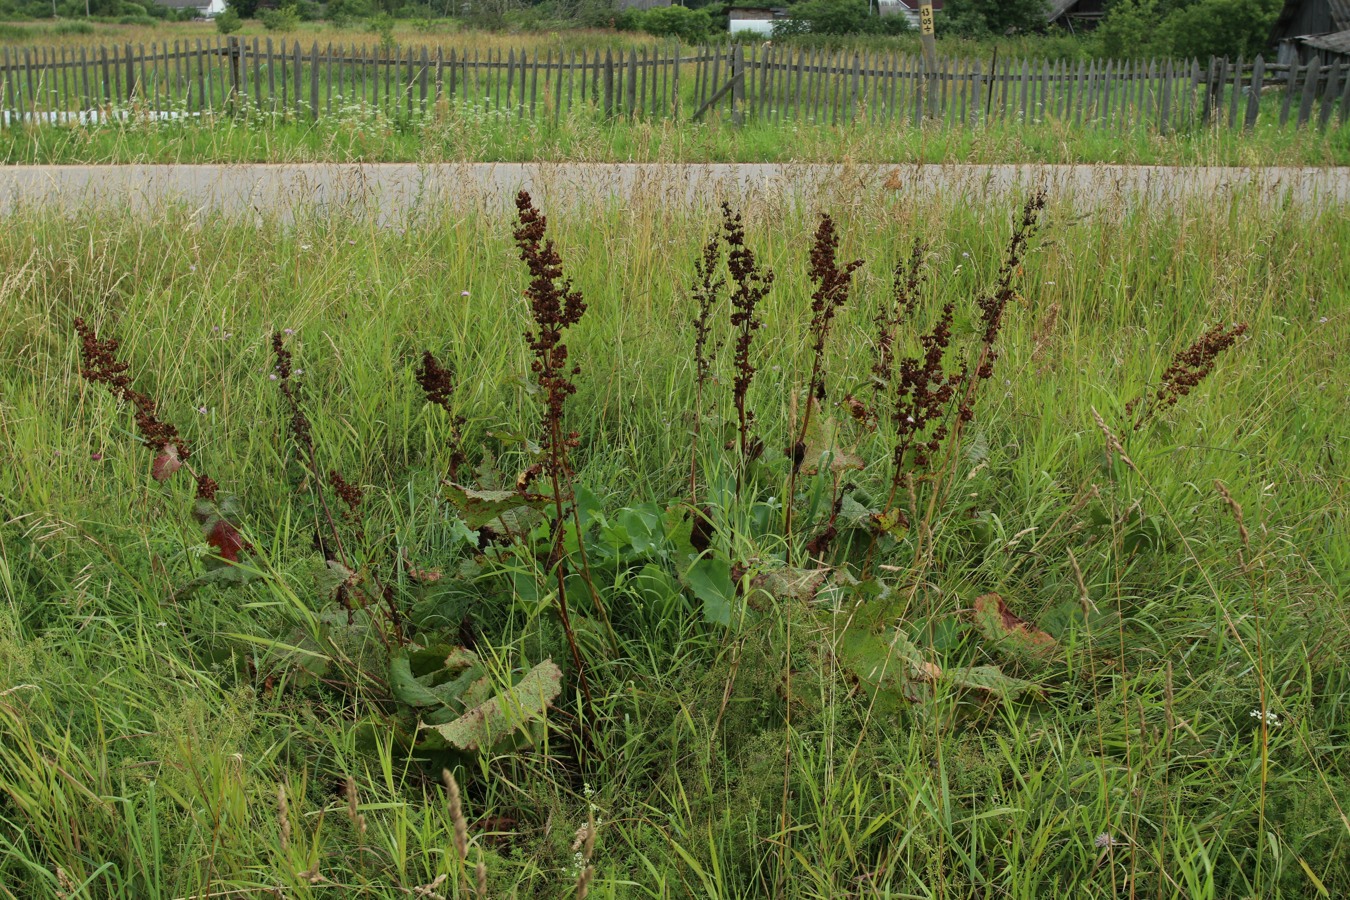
[[773, 0, 872, 36], [1095, 0, 1167, 58], [226, 0, 259, 18], [215, 7, 242, 31], [1160, 0, 1280, 59], [938, 0, 1049, 37], [637, 5, 714, 43]]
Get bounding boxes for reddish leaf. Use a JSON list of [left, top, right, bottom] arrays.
[[207, 518, 244, 563], [151, 443, 182, 482]]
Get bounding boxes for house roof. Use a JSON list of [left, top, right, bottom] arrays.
[[1300, 27, 1350, 53], [1271, 0, 1350, 36]]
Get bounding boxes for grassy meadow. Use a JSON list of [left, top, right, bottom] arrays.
[[0, 180, 1347, 898], [3, 110, 1347, 165]]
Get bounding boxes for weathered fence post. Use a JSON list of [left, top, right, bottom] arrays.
[[603, 49, 614, 118], [1243, 55, 1263, 130], [228, 36, 240, 114], [732, 43, 744, 126]]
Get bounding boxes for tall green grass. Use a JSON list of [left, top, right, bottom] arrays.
[[0, 183, 1347, 898], [2, 109, 1347, 165]]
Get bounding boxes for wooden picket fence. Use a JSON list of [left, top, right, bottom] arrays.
[[2, 38, 1348, 131]]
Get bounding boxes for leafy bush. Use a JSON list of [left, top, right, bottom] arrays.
[[215, 7, 242, 32], [226, 0, 259, 18], [325, 0, 370, 28], [937, 0, 1049, 38], [1161, 0, 1279, 59], [366, 11, 395, 49], [634, 4, 714, 43], [261, 4, 299, 30], [1093, 0, 1279, 60], [773, 0, 913, 37], [774, 0, 871, 36]]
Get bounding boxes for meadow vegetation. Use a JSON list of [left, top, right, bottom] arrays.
[[3, 109, 1346, 165], [0, 180, 1347, 897]]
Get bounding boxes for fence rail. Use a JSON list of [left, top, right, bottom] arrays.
[[2, 38, 1347, 132]]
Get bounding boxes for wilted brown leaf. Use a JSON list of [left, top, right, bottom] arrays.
[[972, 593, 1056, 657]]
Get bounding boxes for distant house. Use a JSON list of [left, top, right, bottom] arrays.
[[1270, 0, 1350, 63], [877, 0, 943, 26], [1279, 28, 1350, 64], [728, 5, 788, 36], [1045, 0, 1108, 29], [158, 0, 228, 16]]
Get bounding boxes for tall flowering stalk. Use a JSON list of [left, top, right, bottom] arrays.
[[513, 190, 607, 710], [722, 202, 773, 485], [272, 332, 403, 644], [873, 238, 928, 413], [785, 214, 862, 560], [74, 317, 245, 565], [689, 230, 724, 505], [1126, 321, 1248, 430]]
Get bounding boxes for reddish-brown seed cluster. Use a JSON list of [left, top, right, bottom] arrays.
[[975, 191, 1045, 350], [328, 469, 364, 514], [805, 213, 864, 403], [271, 332, 312, 448], [416, 350, 468, 481], [723, 202, 773, 458], [1128, 321, 1249, 429], [873, 238, 928, 408], [514, 191, 586, 476], [893, 303, 962, 470], [691, 232, 725, 388], [75, 317, 189, 459]]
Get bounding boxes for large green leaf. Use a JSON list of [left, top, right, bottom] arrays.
[[443, 483, 552, 530], [419, 660, 562, 752], [800, 397, 865, 475], [945, 665, 1037, 701], [685, 557, 736, 627]]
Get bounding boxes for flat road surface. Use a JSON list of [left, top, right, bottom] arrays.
[[2, 164, 1346, 220]]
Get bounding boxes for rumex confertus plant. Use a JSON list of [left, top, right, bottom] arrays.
[[415, 349, 468, 483], [723, 201, 774, 480], [73, 317, 246, 564], [1126, 321, 1249, 430], [512, 189, 607, 713], [870, 237, 928, 418], [271, 331, 403, 644], [784, 213, 862, 560], [859, 192, 1045, 571], [688, 228, 725, 505]]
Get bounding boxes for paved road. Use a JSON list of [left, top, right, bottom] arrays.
[[1, 164, 1345, 220]]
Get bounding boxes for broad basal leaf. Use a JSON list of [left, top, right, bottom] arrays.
[[800, 397, 865, 475], [444, 482, 552, 530], [752, 566, 831, 603], [685, 557, 736, 627], [972, 593, 1056, 660], [419, 660, 562, 752], [945, 665, 1037, 701]]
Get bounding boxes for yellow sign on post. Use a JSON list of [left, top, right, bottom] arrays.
[[918, 1, 938, 117]]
